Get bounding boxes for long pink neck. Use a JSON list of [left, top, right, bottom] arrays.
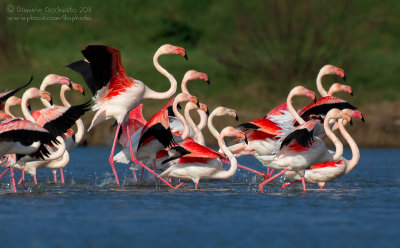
[[143, 50, 177, 100], [184, 102, 205, 145], [173, 98, 189, 140], [60, 86, 85, 146], [211, 131, 237, 179], [287, 90, 305, 125], [338, 119, 360, 174], [196, 109, 208, 131], [324, 115, 343, 161], [39, 78, 53, 108], [316, 70, 328, 97], [21, 92, 36, 122]]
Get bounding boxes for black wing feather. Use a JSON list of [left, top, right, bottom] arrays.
[[138, 123, 177, 150], [161, 146, 191, 164], [280, 128, 315, 150], [66, 60, 95, 95], [42, 101, 91, 137], [0, 76, 33, 102]]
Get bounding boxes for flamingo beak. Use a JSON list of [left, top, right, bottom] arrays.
[[189, 96, 199, 107], [243, 134, 248, 145], [40, 90, 53, 106], [350, 91, 353, 96], [343, 76, 346, 81], [174, 46, 188, 60], [184, 53, 188, 61], [235, 114, 239, 121], [26, 101, 31, 111], [206, 109, 210, 116]]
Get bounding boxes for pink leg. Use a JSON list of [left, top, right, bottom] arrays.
[[18, 169, 25, 185], [10, 167, 16, 193], [174, 180, 187, 189], [282, 180, 300, 189], [267, 168, 270, 176], [269, 169, 275, 177], [33, 175, 37, 185], [302, 177, 306, 192], [131, 168, 137, 181], [195, 183, 198, 190], [259, 168, 289, 193], [53, 171, 57, 183], [0, 167, 10, 179], [60, 168, 65, 184], [108, 123, 121, 186], [126, 124, 174, 189], [139, 168, 144, 182], [222, 159, 269, 179]]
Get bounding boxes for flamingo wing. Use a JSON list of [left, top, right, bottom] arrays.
[[296, 96, 357, 124], [138, 123, 176, 150], [0, 76, 33, 104], [265, 102, 289, 117], [32, 102, 90, 137], [0, 118, 59, 159], [280, 120, 320, 150]]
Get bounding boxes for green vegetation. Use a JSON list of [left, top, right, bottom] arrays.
[[0, 0, 399, 146]]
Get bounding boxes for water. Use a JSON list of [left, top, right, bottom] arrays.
[[0, 147, 399, 248]]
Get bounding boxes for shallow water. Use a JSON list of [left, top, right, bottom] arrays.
[[0, 147, 399, 248]]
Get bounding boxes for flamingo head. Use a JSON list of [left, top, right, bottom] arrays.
[[161, 44, 188, 60], [199, 103, 209, 116], [72, 82, 85, 95], [212, 107, 239, 121], [320, 65, 346, 81], [176, 93, 199, 107], [221, 127, 248, 145], [39, 90, 53, 105], [43, 74, 72, 89], [293, 86, 317, 103], [330, 83, 353, 96], [341, 109, 365, 122], [183, 70, 209, 84]]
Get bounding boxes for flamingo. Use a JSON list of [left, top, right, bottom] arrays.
[[160, 127, 247, 189], [282, 109, 363, 189], [327, 83, 353, 97], [67, 44, 188, 186], [20, 83, 86, 184], [3, 96, 31, 118], [258, 108, 347, 192]]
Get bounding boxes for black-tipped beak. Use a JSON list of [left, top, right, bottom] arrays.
[[27, 103, 31, 112], [206, 79, 210, 85], [68, 80, 73, 89], [49, 98, 53, 106], [184, 53, 188, 61], [196, 100, 200, 107], [313, 97, 317, 104], [244, 136, 248, 145], [350, 92, 354, 96], [361, 115, 365, 122], [82, 90, 85, 96], [235, 115, 239, 121], [349, 119, 353, 126], [206, 109, 210, 116], [343, 76, 346, 81]]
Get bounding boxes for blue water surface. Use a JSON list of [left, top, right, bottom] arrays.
[[0, 147, 399, 248]]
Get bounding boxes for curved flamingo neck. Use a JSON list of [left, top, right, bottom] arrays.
[[44, 137, 66, 161], [173, 97, 189, 140], [39, 79, 53, 108], [184, 103, 205, 145], [4, 100, 14, 117], [196, 109, 208, 131], [21, 92, 36, 122], [287, 91, 305, 125], [316, 70, 328, 97], [211, 132, 237, 179], [181, 73, 191, 95], [207, 110, 220, 140], [60, 86, 85, 147], [338, 120, 360, 174], [143, 51, 177, 100], [324, 115, 343, 161]]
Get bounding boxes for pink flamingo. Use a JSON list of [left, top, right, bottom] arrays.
[[160, 127, 247, 189], [257, 108, 347, 192], [67, 44, 187, 186], [282, 109, 363, 189]]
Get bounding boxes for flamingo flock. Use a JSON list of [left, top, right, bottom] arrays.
[[0, 44, 364, 193]]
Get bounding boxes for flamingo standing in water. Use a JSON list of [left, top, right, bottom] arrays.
[[67, 44, 188, 186], [160, 127, 247, 189], [282, 109, 364, 189], [19, 83, 86, 184], [258, 108, 348, 192]]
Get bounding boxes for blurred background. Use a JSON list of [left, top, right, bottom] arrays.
[[0, 0, 399, 146]]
